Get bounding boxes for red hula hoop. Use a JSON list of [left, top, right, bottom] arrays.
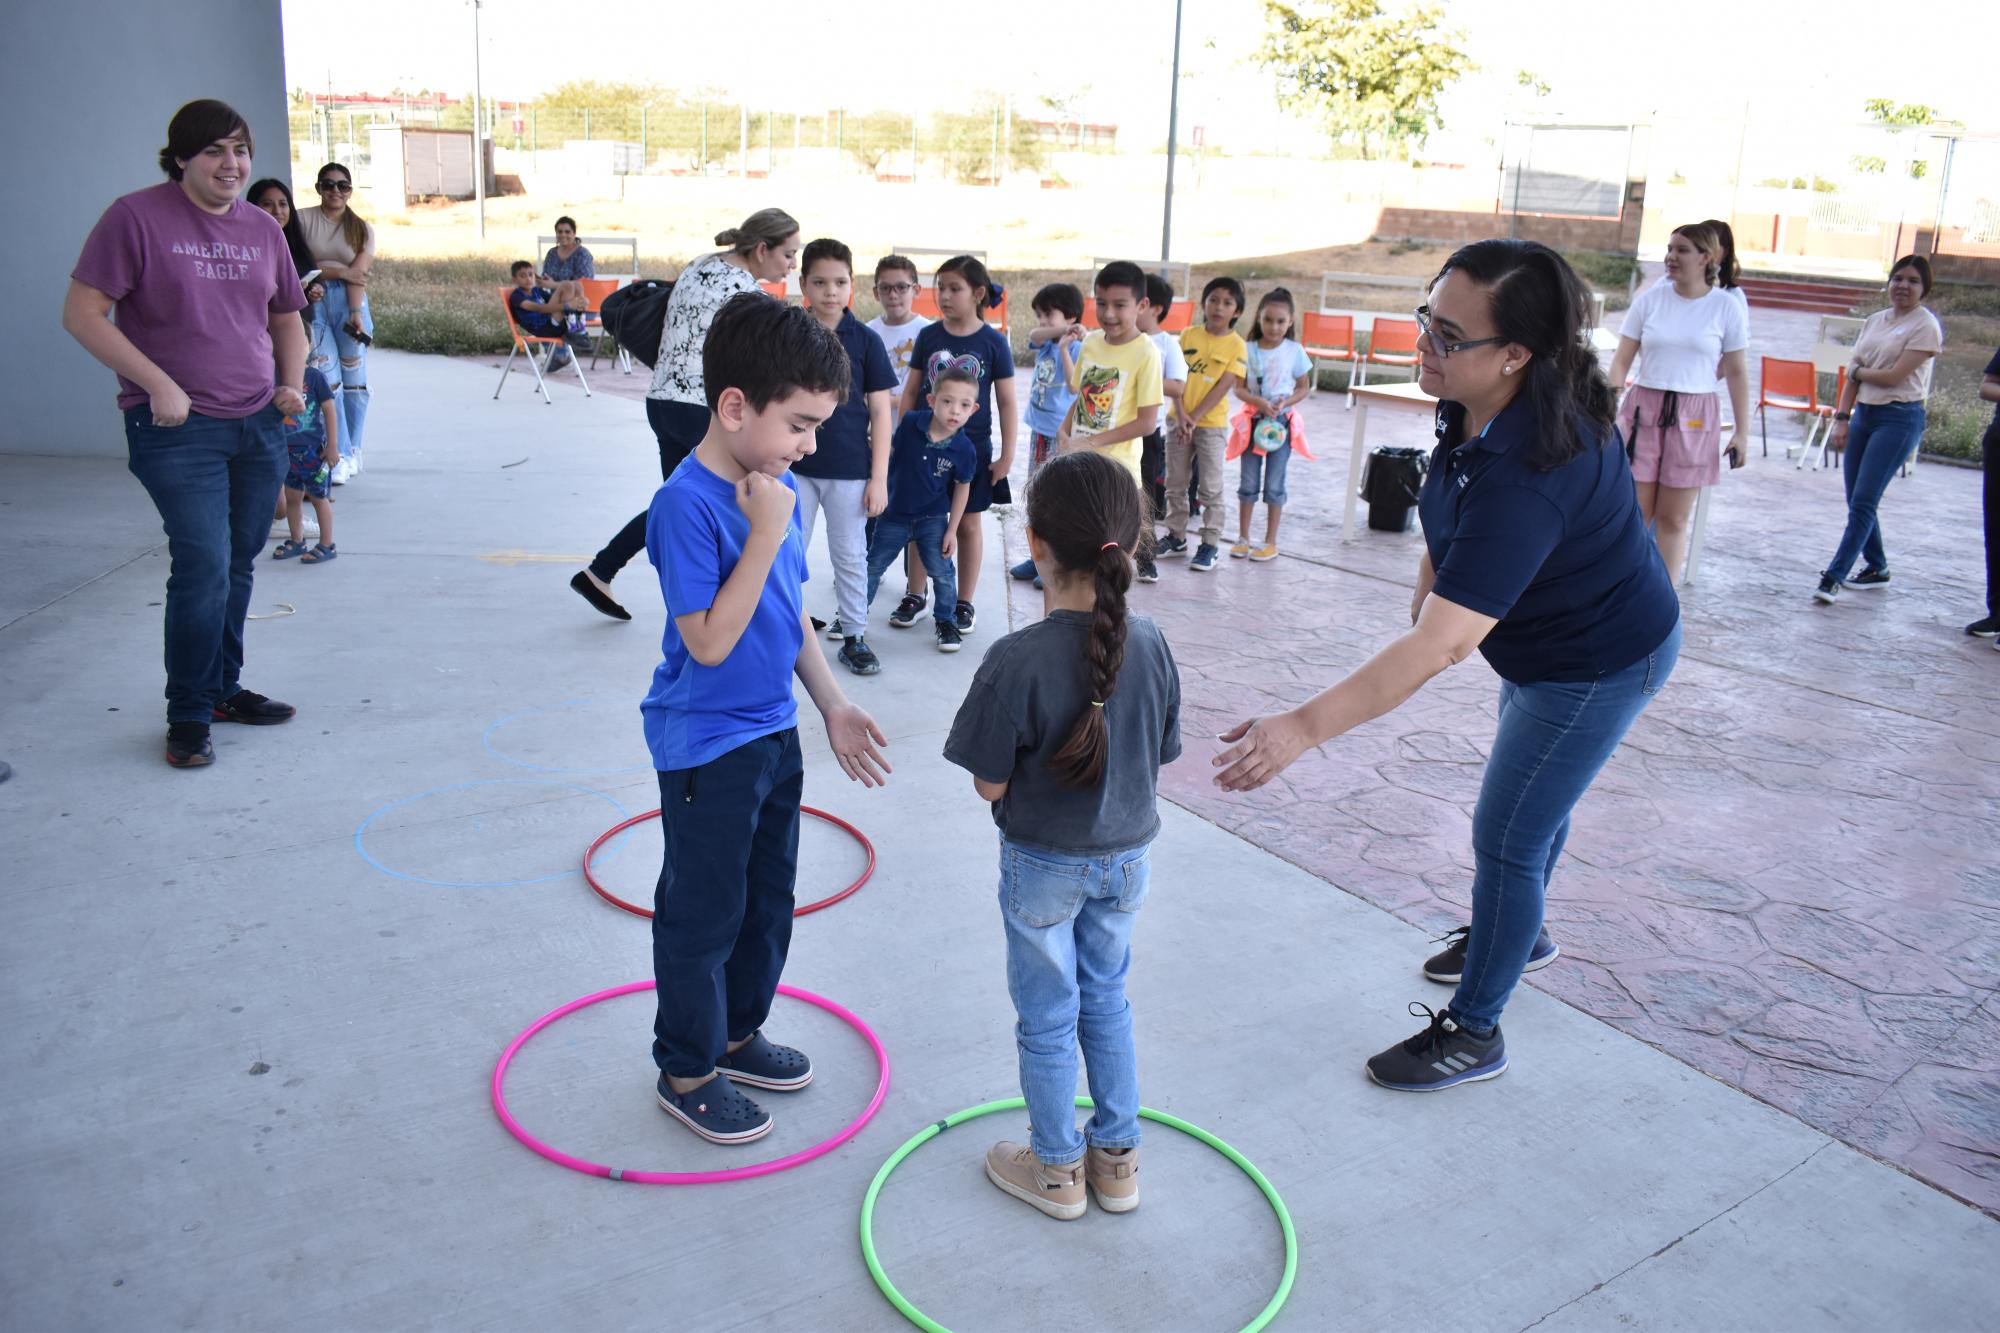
[[582, 806, 876, 920]]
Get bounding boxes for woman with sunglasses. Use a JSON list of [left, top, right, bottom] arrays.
[[1214, 239, 1680, 1094], [297, 163, 375, 483]]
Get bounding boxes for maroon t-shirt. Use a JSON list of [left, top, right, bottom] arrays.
[[71, 182, 307, 419]]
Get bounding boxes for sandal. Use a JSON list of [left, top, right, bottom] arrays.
[[300, 543, 337, 564], [715, 1030, 813, 1091], [272, 538, 310, 559], [656, 1074, 773, 1144]]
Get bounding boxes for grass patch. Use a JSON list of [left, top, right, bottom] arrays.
[[1563, 251, 1639, 310]]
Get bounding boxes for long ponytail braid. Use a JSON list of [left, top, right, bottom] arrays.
[[1027, 452, 1144, 788]]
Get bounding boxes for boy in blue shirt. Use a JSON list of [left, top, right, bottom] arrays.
[[1010, 283, 1086, 585], [506, 260, 584, 370], [864, 366, 980, 652], [645, 293, 891, 1146], [791, 238, 898, 676]]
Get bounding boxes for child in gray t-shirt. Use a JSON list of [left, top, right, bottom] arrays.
[[944, 451, 1182, 1222]]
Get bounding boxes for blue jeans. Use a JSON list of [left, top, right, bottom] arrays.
[[652, 730, 803, 1078], [1823, 400, 1925, 582], [1451, 620, 1682, 1032], [998, 837, 1150, 1165], [313, 281, 372, 459], [865, 513, 955, 622], [123, 404, 289, 724], [1238, 441, 1292, 506]]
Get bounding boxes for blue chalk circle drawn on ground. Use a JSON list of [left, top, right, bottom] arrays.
[[355, 779, 632, 888], [481, 699, 654, 775]]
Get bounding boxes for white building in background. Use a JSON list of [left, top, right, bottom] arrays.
[[5, 0, 290, 457]]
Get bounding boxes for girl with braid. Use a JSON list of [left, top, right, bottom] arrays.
[[945, 451, 1184, 1221]]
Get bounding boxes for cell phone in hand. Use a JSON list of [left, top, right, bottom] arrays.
[[347, 324, 374, 346], [300, 269, 322, 288]]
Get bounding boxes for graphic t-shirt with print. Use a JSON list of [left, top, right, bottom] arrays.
[[910, 321, 1015, 459], [648, 250, 762, 404], [1024, 337, 1078, 438], [71, 182, 307, 417], [1246, 338, 1315, 406], [1179, 326, 1249, 429], [868, 314, 933, 395], [1068, 331, 1162, 480]]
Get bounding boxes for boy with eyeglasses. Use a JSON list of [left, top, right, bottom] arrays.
[[866, 255, 931, 421]]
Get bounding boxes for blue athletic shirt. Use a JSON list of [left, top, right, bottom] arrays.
[[643, 453, 808, 770], [1024, 337, 1077, 437], [1419, 394, 1679, 684], [909, 321, 1014, 451], [793, 309, 898, 482], [884, 409, 979, 518]]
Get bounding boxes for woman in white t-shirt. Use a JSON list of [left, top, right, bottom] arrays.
[[1811, 254, 1944, 604], [1607, 222, 1752, 582]]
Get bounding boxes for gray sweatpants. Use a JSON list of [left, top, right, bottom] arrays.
[[794, 475, 870, 637]]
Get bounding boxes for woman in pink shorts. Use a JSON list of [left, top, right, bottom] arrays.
[[1608, 222, 1752, 581]]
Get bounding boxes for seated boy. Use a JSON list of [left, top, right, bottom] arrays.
[[863, 365, 981, 653], [646, 293, 891, 1146], [507, 260, 585, 370]]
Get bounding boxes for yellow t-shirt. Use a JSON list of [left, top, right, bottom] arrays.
[[1179, 326, 1249, 429], [1070, 331, 1162, 480]]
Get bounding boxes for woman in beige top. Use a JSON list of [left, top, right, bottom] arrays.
[[296, 161, 376, 480], [1813, 254, 1943, 604]]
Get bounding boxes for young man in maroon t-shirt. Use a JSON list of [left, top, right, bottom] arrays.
[[64, 99, 310, 768]]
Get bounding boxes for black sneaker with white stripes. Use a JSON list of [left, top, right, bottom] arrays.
[[1366, 1004, 1507, 1092], [1423, 926, 1559, 984]]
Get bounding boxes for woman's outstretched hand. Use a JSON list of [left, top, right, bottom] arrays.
[[1212, 711, 1313, 792]]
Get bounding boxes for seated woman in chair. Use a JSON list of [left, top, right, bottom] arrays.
[[539, 215, 595, 332]]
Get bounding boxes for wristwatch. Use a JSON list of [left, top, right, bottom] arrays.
[[1834, 412, 1851, 422]]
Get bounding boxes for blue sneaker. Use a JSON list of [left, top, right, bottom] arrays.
[[1009, 558, 1039, 582], [1366, 1004, 1507, 1092], [1423, 926, 1558, 983]]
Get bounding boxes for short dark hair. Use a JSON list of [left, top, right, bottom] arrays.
[[1094, 260, 1146, 301], [701, 292, 850, 412], [511, 260, 535, 277], [1143, 274, 1174, 312], [1890, 253, 1934, 296], [159, 99, 252, 181], [801, 237, 854, 278], [875, 254, 919, 284], [932, 363, 980, 393], [1032, 282, 1084, 321], [554, 215, 578, 232], [1200, 276, 1246, 325]]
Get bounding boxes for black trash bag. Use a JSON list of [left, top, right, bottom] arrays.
[[1360, 445, 1430, 533]]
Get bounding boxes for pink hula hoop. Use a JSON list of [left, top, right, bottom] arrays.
[[490, 980, 889, 1184]]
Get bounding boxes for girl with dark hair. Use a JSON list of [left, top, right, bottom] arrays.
[[1229, 287, 1316, 561], [945, 450, 1183, 1220], [897, 255, 1019, 635], [573, 208, 801, 619], [1215, 239, 1682, 1094], [1812, 254, 1944, 603], [247, 179, 324, 309], [297, 162, 376, 482]]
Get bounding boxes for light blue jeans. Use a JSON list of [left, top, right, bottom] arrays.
[[998, 837, 1149, 1165], [313, 281, 372, 459]]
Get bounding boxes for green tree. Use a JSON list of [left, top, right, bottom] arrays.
[[1863, 99, 1936, 128], [1257, 0, 1473, 159]]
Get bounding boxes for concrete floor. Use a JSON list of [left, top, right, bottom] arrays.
[[2, 349, 1996, 1331]]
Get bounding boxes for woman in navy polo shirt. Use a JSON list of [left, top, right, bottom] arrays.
[[1214, 239, 1682, 1092]]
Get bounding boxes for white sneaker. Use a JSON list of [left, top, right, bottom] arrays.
[[330, 459, 352, 486], [349, 449, 363, 475]]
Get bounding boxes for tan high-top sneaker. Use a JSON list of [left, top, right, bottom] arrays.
[[984, 1141, 1086, 1220], [1085, 1145, 1139, 1212]]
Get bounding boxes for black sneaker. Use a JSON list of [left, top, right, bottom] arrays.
[[165, 722, 213, 768], [955, 601, 976, 634], [824, 615, 847, 640], [1813, 575, 1841, 605], [1422, 926, 1559, 984], [1968, 615, 2000, 638], [1189, 543, 1220, 573], [1155, 535, 1189, 558], [839, 636, 881, 675], [936, 620, 964, 652], [1365, 1004, 1508, 1092], [1135, 555, 1159, 583], [1845, 568, 1891, 590], [888, 593, 927, 628], [212, 689, 295, 725]]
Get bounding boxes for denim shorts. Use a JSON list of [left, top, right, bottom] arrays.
[[1239, 441, 1292, 505]]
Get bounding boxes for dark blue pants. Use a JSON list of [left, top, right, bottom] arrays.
[[123, 404, 288, 724], [652, 729, 804, 1078], [1823, 400, 1925, 583], [1984, 414, 1999, 618]]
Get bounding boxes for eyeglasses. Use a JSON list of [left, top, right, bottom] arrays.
[[316, 180, 353, 193], [874, 282, 916, 295], [1414, 306, 1505, 359]]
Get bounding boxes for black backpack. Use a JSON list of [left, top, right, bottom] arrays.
[[598, 279, 673, 368]]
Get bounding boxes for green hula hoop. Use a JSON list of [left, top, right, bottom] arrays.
[[859, 1096, 1297, 1333]]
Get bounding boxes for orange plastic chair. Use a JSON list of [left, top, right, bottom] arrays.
[[1759, 356, 1819, 465], [494, 287, 588, 404], [1301, 313, 1356, 368], [911, 287, 941, 320], [1353, 316, 1419, 394], [1081, 302, 1101, 330], [759, 279, 788, 300], [576, 277, 630, 373], [1162, 299, 1194, 333]]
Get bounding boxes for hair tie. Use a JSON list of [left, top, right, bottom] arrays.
[[1100, 541, 1120, 551], [1090, 700, 1105, 708]]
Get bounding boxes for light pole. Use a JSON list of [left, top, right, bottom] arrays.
[[470, 0, 486, 239], [1161, 0, 1183, 269]]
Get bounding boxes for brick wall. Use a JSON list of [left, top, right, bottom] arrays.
[[1375, 178, 1647, 255]]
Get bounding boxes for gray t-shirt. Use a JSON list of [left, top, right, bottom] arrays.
[[944, 610, 1182, 855]]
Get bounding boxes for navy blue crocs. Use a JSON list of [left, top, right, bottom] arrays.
[[656, 1074, 773, 1145], [715, 1031, 813, 1092]]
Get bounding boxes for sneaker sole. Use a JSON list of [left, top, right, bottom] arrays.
[[1190, 562, 1217, 573], [1249, 552, 1280, 563], [937, 641, 963, 653], [1088, 1184, 1140, 1213], [824, 624, 848, 640], [717, 1067, 813, 1092], [888, 618, 920, 629], [656, 1090, 775, 1144], [212, 710, 296, 726], [1424, 944, 1560, 985], [843, 660, 881, 676], [984, 1161, 1087, 1220], [1812, 589, 1839, 605], [1971, 629, 2000, 639], [1368, 1057, 1508, 1092], [165, 747, 214, 768], [1842, 580, 1890, 591]]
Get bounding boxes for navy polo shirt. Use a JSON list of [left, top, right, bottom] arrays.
[[1418, 395, 1678, 684], [884, 409, 979, 518], [793, 309, 897, 482]]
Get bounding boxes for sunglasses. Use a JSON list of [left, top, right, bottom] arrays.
[[317, 180, 353, 193], [1414, 306, 1505, 359]]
